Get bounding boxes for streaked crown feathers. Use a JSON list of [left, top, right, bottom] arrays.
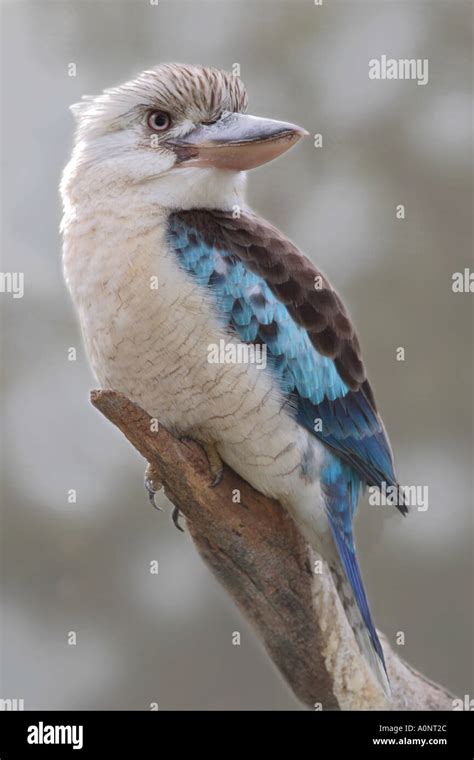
[[70, 63, 248, 139]]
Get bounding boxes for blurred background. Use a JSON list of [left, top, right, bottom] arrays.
[[0, 0, 472, 710]]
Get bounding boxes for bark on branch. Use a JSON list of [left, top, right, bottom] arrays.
[[91, 390, 454, 711]]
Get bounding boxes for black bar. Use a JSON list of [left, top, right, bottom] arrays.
[[0, 710, 472, 758]]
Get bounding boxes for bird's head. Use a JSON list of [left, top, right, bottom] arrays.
[[66, 63, 308, 210]]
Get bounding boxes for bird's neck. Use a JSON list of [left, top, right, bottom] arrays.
[[141, 165, 248, 213], [61, 154, 248, 229]]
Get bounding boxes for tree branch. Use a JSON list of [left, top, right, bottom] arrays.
[[91, 390, 455, 710]]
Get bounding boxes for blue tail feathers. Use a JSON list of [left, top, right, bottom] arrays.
[[328, 512, 386, 672], [321, 455, 390, 695]]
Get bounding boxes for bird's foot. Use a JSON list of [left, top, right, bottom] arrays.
[[144, 463, 163, 511], [179, 436, 224, 488]]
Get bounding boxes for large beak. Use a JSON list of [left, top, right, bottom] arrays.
[[167, 112, 308, 171]]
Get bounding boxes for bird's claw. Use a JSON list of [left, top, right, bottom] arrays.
[[210, 468, 224, 488], [144, 465, 163, 511], [172, 506, 185, 532], [144, 478, 163, 510], [202, 442, 224, 488]]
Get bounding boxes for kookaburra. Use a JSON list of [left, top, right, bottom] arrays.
[[61, 63, 406, 697]]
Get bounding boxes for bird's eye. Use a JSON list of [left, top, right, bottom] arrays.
[[147, 111, 171, 132]]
